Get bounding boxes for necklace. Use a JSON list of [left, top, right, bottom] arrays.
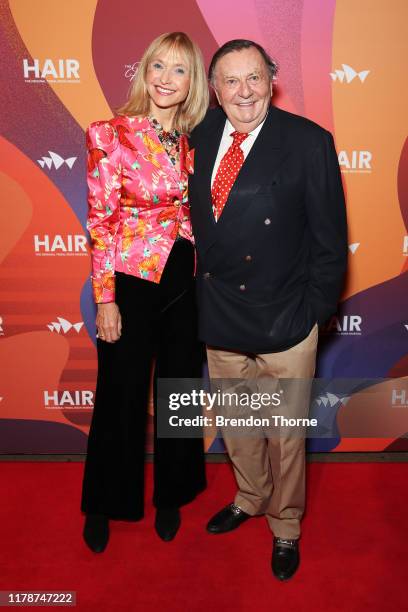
[[148, 116, 180, 167]]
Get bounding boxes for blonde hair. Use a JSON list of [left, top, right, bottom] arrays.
[[117, 32, 209, 134]]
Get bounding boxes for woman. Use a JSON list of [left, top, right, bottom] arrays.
[[81, 32, 209, 552]]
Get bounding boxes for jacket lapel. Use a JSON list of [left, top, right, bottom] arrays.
[[194, 109, 226, 222], [124, 116, 181, 187], [217, 105, 282, 228]]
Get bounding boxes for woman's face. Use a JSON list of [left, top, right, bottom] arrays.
[[145, 48, 190, 115]]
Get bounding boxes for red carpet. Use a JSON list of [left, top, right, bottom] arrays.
[[0, 462, 406, 611]]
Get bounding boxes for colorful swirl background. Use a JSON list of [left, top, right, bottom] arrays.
[[0, 0, 407, 453]]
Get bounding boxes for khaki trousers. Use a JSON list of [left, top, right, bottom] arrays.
[[206, 324, 318, 539]]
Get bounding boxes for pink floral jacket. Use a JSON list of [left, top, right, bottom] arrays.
[[86, 115, 193, 303]]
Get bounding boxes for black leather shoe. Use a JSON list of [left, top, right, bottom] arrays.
[[83, 514, 109, 553], [206, 503, 251, 534], [155, 507, 181, 542], [271, 537, 300, 580]]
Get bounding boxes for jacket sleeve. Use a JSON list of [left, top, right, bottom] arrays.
[[86, 120, 122, 303], [305, 130, 348, 325]]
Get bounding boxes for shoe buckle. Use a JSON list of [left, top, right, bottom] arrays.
[[275, 537, 297, 547]]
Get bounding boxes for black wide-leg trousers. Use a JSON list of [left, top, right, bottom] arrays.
[[81, 238, 206, 520]]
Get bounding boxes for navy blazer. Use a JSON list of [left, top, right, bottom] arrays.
[[189, 105, 348, 353]]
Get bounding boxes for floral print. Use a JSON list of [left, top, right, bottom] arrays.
[[86, 115, 193, 303]]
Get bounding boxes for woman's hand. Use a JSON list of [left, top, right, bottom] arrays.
[[96, 302, 122, 343]]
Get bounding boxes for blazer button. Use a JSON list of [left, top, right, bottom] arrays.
[[264, 218, 271, 225], [239, 284, 246, 291], [203, 272, 211, 280], [245, 255, 252, 262]]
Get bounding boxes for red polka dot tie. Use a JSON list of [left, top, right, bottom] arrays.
[[212, 131, 249, 221]]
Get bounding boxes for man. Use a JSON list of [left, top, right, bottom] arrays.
[[189, 40, 347, 580]]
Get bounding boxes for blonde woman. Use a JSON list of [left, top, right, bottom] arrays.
[[81, 32, 209, 552]]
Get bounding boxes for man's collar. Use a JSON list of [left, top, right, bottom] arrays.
[[224, 112, 268, 137]]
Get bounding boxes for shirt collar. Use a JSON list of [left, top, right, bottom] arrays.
[[224, 113, 267, 138]]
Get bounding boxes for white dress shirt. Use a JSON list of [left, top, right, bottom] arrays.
[[211, 115, 267, 187]]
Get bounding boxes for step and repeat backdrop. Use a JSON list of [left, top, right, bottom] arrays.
[[0, 0, 407, 453]]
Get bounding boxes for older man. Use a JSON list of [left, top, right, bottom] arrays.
[[189, 39, 347, 580]]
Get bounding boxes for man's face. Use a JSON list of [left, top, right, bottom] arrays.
[[212, 47, 272, 132]]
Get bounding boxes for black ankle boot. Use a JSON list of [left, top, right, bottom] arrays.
[[83, 513, 109, 553], [154, 507, 180, 542]]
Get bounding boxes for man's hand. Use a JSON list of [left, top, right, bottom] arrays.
[[96, 302, 122, 343]]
